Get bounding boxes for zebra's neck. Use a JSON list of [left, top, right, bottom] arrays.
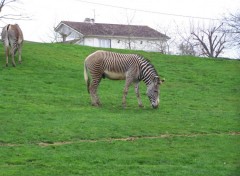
[[138, 59, 158, 86]]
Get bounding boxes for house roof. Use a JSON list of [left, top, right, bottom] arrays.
[[57, 21, 170, 39]]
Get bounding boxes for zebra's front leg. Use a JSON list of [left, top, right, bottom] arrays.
[[135, 82, 144, 108], [122, 80, 132, 108], [89, 78, 101, 106]]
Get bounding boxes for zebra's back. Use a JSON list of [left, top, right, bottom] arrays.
[[85, 50, 141, 73], [1, 24, 23, 47]]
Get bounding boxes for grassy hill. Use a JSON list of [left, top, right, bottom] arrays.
[[0, 42, 239, 176]]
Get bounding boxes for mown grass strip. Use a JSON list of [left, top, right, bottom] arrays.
[[1, 132, 239, 147]]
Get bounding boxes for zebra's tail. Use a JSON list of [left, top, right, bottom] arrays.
[[84, 62, 90, 93], [2, 24, 10, 46]]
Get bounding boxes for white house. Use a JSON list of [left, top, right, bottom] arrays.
[[55, 19, 170, 52]]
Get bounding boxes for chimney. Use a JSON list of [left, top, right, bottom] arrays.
[[84, 18, 91, 23], [90, 18, 95, 24], [84, 18, 95, 24]]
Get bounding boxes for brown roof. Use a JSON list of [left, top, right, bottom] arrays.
[[59, 21, 170, 39]]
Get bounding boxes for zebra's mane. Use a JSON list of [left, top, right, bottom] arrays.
[[138, 55, 157, 68], [136, 54, 159, 77], [136, 54, 151, 63]]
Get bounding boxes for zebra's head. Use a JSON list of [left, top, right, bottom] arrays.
[[147, 76, 164, 109]]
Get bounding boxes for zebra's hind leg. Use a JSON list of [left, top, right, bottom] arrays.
[[18, 44, 22, 64], [89, 78, 102, 106], [10, 48, 16, 67], [135, 82, 144, 108], [5, 47, 9, 67]]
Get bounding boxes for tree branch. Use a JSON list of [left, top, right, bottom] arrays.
[[191, 22, 227, 58]]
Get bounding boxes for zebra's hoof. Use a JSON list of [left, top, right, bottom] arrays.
[[91, 103, 98, 106], [91, 102, 101, 107], [19, 61, 22, 64], [5, 63, 8, 67], [139, 104, 144, 108]]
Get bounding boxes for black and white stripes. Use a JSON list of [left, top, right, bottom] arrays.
[[84, 50, 164, 108]]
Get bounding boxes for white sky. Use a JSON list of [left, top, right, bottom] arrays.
[[1, 0, 240, 57]]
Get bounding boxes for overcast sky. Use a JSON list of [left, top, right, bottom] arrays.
[[1, 0, 240, 57]]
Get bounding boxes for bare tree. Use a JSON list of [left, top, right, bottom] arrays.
[[178, 41, 196, 56], [191, 23, 227, 58], [53, 25, 74, 43], [138, 24, 173, 54], [153, 25, 174, 54], [174, 22, 196, 56], [0, 0, 29, 21], [223, 10, 240, 48], [153, 40, 168, 54], [0, 0, 13, 13], [124, 10, 136, 50], [48, 26, 62, 43], [148, 37, 173, 54]]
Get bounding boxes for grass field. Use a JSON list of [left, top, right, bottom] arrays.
[[0, 42, 239, 175]]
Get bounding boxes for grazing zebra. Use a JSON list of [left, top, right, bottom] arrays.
[[84, 50, 165, 108], [1, 24, 23, 67]]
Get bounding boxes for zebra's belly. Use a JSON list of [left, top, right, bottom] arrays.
[[104, 70, 126, 80]]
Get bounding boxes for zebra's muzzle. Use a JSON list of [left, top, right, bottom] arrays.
[[151, 98, 159, 109], [152, 104, 159, 109]]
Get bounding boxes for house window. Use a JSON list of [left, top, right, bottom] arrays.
[[99, 39, 111, 48]]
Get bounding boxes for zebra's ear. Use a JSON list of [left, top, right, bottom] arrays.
[[160, 78, 165, 84]]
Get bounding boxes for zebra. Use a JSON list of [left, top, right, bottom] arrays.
[[1, 24, 24, 67], [84, 50, 165, 108]]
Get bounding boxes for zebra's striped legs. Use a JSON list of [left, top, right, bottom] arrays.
[[4, 47, 9, 67], [10, 47, 16, 67], [89, 78, 102, 106], [18, 45, 22, 64], [122, 78, 133, 108], [135, 82, 144, 107]]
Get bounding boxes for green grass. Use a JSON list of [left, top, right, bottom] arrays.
[[0, 42, 239, 175]]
